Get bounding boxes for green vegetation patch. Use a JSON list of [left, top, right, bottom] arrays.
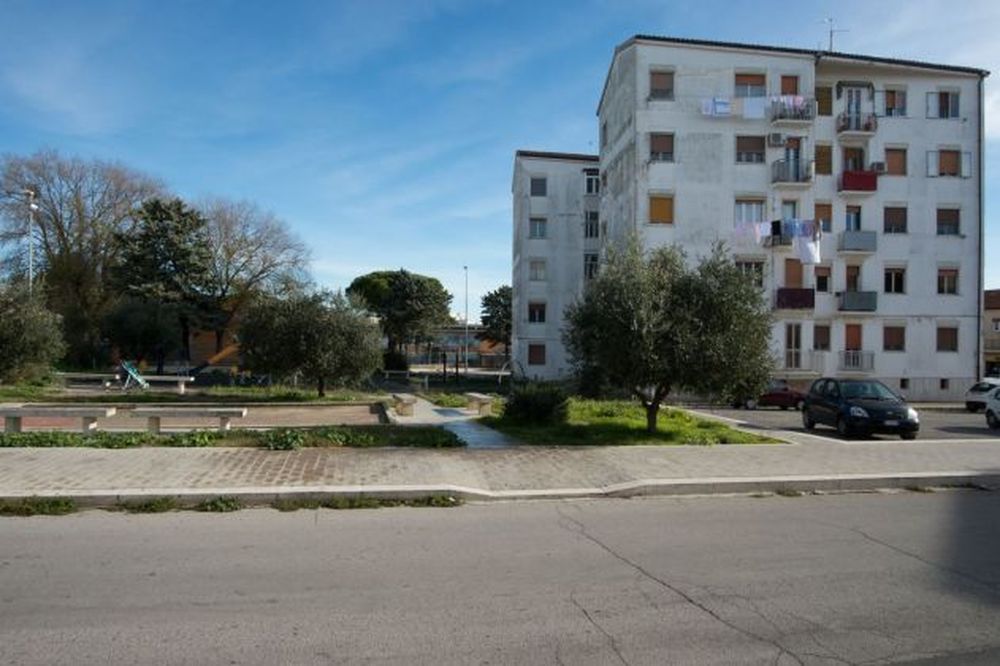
[[0, 383, 384, 404], [119, 496, 179, 513], [0, 496, 76, 516], [418, 392, 470, 408], [196, 496, 242, 512], [483, 399, 777, 446], [273, 494, 462, 511]]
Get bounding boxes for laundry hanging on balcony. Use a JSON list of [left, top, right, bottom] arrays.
[[732, 221, 771, 244], [700, 96, 732, 117], [742, 97, 767, 119]]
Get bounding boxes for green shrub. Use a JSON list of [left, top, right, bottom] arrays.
[[164, 430, 224, 447], [120, 496, 178, 513], [0, 497, 76, 516], [196, 496, 242, 512], [502, 383, 569, 424], [263, 428, 305, 450], [382, 350, 409, 372]]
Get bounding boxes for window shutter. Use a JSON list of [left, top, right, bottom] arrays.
[[939, 150, 959, 176], [649, 196, 674, 224], [816, 87, 833, 116], [886, 149, 906, 175], [961, 152, 972, 178], [815, 145, 832, 175], [926, 151, 938, 177], [735, 73, 765, 86], [950, 93, 960, 117], [898, 90, 907, 112], [650, 133, 674, 154], [781, 75, 798, 95], [926, 92, 937, 118]]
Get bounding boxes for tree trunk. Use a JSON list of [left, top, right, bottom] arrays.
[[214, 328, 226, 354], [645, 402, 659, 433], [317, 376, 326, 397], [179, 313, 192, 362]]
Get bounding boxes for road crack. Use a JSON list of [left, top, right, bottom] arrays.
[[555, 505, 804, 665], [569, 592, 629, 665]]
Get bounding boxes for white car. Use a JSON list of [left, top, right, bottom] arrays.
[[987, 387, 1000, 431], [964, 377, 1000, 412]]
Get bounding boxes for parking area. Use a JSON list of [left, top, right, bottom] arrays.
[[693, 405, 1000, 441]]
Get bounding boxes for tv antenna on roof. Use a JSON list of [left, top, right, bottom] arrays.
[[822, 17, 849, 51]]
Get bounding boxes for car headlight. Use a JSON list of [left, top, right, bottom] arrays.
[[907, 408, 919, 423], [849, 406, 869, 418]]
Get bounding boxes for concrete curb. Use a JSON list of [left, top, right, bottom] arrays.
[[3, 471, 997, 509]]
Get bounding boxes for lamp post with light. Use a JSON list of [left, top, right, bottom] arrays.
[[463, 265, 469, 377], [23, 188, 39, 297]]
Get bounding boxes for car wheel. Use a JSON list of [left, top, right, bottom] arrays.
[[795, 399, 805, 412], [802, 410, 815, 430], [966, 402, 980, 413], [987, 410, 1000, 430], [745, 399, 757, 410], [900, 432, 917, 440], [836, 416, 851, 438]]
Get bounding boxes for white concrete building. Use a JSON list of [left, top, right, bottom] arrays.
[[513, 35, 988, 400]]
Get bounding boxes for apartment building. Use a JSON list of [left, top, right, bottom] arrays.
[[985, 289, 1000, 377], [511, 150, 599, 379], [513, 35, 988, 400]]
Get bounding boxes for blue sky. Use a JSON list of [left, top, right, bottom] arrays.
[[1, 0, 997, 320]]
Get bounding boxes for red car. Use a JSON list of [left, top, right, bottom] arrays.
[[735, 380, 806, 410]]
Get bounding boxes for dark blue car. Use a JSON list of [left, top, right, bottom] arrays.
[[802, 378, 919, 440]]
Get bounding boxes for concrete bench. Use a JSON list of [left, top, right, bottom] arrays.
[[141, 376, 196, 395], [130, 407, 248, 434], [0, 406, 118, 434], [391, 394, 416, 417], [56, 372, 120, 390], [465, 392, 494, 416]]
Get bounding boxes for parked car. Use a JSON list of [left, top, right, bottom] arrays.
[[985, 387, 1000, 430], [735, 379, 806, 410], [964, 377, 1000, 412], [802, 378, 919, 440]]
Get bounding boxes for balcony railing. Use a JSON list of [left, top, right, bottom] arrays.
[[781, 349, 825, 373], [836, 112, 877, 134], [838, 350, 875, 372], [838, 290, 878, 312], [770, 97, 816, 123], [838, 170, 878, 192], [838, 230, 877, 252], [771, 159, 813, 184], [775, 287, 815, 309]]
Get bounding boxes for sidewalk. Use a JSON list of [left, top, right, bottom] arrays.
[[2, 421, 998, 505]]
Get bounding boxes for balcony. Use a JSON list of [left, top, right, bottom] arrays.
[[780, 349, 825, 374], [838, 170, 878, 194], [770, 97, 816, 125], [775, 287, 815, 310], [838, 230, 877, 253], [836, 112, 877, 139], [771, 159, 813, 187], [838, 350, 875, 372], [838, 290, 878, 312]]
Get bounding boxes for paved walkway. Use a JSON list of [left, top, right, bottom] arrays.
[[390, 395, 518, 449]]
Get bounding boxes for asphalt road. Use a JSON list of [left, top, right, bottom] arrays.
[[697, 405, 997, 441], [3, 493, 1000, 665]]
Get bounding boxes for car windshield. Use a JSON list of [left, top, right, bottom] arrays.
[[971, 382, 999, 392], [841, 380, 899, 401]]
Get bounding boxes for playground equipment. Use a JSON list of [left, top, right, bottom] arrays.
[[186, 343, 240, 376], [119, 360, 150, 391]]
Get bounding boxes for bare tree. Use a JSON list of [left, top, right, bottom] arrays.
[[0, 150, 163, 366], [197, 197, 310, 353]]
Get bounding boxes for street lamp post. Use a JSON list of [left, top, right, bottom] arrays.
[[463, 265, 469, 377], [24, 189, 38, 297]]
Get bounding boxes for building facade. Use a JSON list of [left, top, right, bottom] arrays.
[[984, 290, 1000, 377], [513, 35, 988, 400]]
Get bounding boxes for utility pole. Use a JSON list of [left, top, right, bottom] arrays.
[[463, 265, 469, 377], [23, 188, 38, 297], [822, 17, 848, 51]]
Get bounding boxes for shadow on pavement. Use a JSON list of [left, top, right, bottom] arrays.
[[947, 480, 1000, 609]]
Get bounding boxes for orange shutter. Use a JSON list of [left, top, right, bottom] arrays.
[[784, 259, 803, 288], [649, 196, 674, 224], [885, 149, 906, 175], [781, 75, 798, 95], [735, 73, 765, 86], [814, 203, 832, 224], [938, 150, 960, 175], [845, 324, 862, 351], [815, 87, 833, 115], [650, 134, 674, 153]]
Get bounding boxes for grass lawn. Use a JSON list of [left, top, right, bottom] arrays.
[[482, 399, 778, 445], [0, 425, 463, 449], [0, 383, 384, 404]]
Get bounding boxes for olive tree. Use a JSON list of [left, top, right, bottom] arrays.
[[0, 283, 66, 383]]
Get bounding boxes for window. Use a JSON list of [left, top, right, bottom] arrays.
[[927, 150, 970, 178], [937, 268, 959, 295], [736, 261, 764, 288], [528, 260, 547, 281], [785, 323, 802, 369], [650, 133, 674, 162], [927, 91, 959, 118], [814, 266, 830, 293], [884, 326, 906, 352], [900, 378, 909, 391], [585, 171, 600, 195], [937, 326, 958, 352], [528, 302, 546, 323], [815, 144, 832, 175], [884, 267, 906, 294], [993, 318, 1000, 333], [584, 211, 599, 238], [938, 149, 960, 176], [883, 207, 907, 234], [884, 89, 907, 116], [600, 122, 607, 148], [780, 75, 799, 95], [583, 253, 599, 280], [527, 344, 546, 365], [528, 217, 547, 239], [650, 71, 674, 100], [781, 200, 797, 221], [736, 136, 765, 164], [649, 195, 674, 224], [530, 177, 547, 197], [940, 378, 950, 391], [734, 73, 765, 98], [735, 199, 765, 225], [814, 324, 831, 351], [846, 265, 861, 292], [814, 203, 832, 233], [885, 148, 907, 175], [816, 86, 833, 116], [846, 205, 861, 231], [937, 208, 960, 235]]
